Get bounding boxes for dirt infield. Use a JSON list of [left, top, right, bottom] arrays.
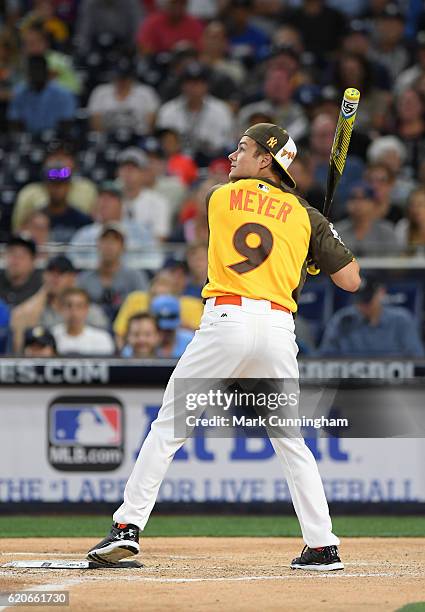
[[0, 538, 424, 612]]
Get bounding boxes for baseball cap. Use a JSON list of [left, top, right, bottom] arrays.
[[99, 222, 126, 240], [150, 295, 181, 330], [181, 61, 210, 82], [46, 255, 76, 274], [117, 147, 149, 169], [24, 326, 57, 350], [7, 234, 37, 256], [355, 277, 383, 304], [243, 123, 297, 188], [43, 162, 72, 182], [347, 181, 376, 201], [98, 179, 123, 198]]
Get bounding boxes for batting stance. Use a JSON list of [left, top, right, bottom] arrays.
[[88, 124, 361, 570]]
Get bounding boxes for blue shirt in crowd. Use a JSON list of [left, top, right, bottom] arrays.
[[318, 305, 425, 358], [8, 81, 76, 134]]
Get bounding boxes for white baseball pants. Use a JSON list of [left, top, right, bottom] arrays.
[[114, 297, 339, 547]]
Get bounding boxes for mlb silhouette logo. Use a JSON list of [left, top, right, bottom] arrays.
[[51, 404, 122, 446]]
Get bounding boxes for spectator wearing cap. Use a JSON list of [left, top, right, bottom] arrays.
[[11, 255, 108, 353], [117, 147, 172, 241], [226, 0, 270, 64], [39, 160, 92, 243], [52, 288, 115, 356], [69, 180, 153, 268], [77, 223, 149, 322], [121, 313, 161, 359], [86, 55, 159, 135], [371, 3, 410, 84], [318, 277, 424, 358], [141, 136, 187, 216], [137, 0, 204, 56], [7, 54, 76, 134], [309, 113, 364, 218], [113, 269, 204, 349], [395, 31, 425, 95], [23, 326, 57, 357], [335, 182, 398, 256], [12, 144, 98, 232], [0, 235, 42, 307], [150, 294, 194, 358], [156, 61, 234, 161], [156, 128, 198, 186]]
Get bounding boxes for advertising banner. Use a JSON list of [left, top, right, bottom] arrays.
[[0, 387, 424, 503]]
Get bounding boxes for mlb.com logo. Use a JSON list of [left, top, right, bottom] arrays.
[[48, 396, 124, 472]]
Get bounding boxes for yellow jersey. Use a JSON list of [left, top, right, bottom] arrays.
[[202, 178, 353, 312]]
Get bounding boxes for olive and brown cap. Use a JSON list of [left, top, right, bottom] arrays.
[[243, 123, 297, 188]]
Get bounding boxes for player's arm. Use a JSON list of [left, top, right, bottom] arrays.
[[306, 205, 361, 293]]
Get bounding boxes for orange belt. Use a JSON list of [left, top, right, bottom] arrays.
[[214, 295, 291, 314]]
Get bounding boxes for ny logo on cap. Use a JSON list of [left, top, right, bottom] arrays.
[[266, 136, 278, 148]]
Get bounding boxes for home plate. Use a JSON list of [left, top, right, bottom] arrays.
[[3, 560, 143, 569]]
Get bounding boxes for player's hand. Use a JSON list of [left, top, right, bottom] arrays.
[[307, 259, 321, 275]]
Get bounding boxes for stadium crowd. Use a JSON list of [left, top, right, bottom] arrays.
[[0, 0, 425, 358]]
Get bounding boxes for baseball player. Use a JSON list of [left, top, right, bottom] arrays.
[[87, 123, 361, 570]]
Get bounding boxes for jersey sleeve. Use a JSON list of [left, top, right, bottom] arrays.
[[306, 205, 354, 275]]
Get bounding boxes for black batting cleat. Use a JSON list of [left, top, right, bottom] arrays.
[[290, 545, 344, 571], [87, 523, 140, 565]]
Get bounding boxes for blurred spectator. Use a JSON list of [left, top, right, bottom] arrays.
[[335, 182, 398, 255], [87, 55, 159, 135], [77, 223, 149, 322], [272, 24, 304, 55], [121, 313, 160, 358], [75, 0, 141, 53], [199, 20, 246, 86], [21, 0, 69, 47], [395, 187, 425, 251], [39, 161, 92, 243], [141, 136, 187, 215], [395, 30, 425, 95], [309, 113, 364, 218], [113, 268, 204, 347], [23, 325, 57, 357], [327, 52, 390, 133], [225, 0, 270, 64], [150, 294, 194, 358], [183, 241, 208, 297], [52, 288, 115, 356], [11, 255, 108, 353], [238, 65, 307, 140], [174, 177, 215, 243], [0, 235, 42, 307], [394, 88, 425, 178], [364, 161, 401, 222], [156, 61, 234, 161], [20, 21, 81, 93], [0, 298, 11, 355], [371, 3, 409, 85], [13, 144, 98, 231], [289, 151, 325, 208], [18, 209, 50, 251], [283, 0, 347, 59], [69, 180, 153, 265], [137, 0, 204, 55], [366, 135, 416, 209], [157, 128, 199, 186], [319, 277, 424, 357], [117, 147, 171, 241], [7, 54, 76, 134]]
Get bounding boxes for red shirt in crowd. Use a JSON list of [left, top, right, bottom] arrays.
[[137, 10, 204, 54]]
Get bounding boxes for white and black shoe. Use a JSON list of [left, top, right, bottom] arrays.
[[290, 545, 344, 571], [87, 523, 140, 565]]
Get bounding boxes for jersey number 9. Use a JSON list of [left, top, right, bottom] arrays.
[[229, 222, 274, 274]]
